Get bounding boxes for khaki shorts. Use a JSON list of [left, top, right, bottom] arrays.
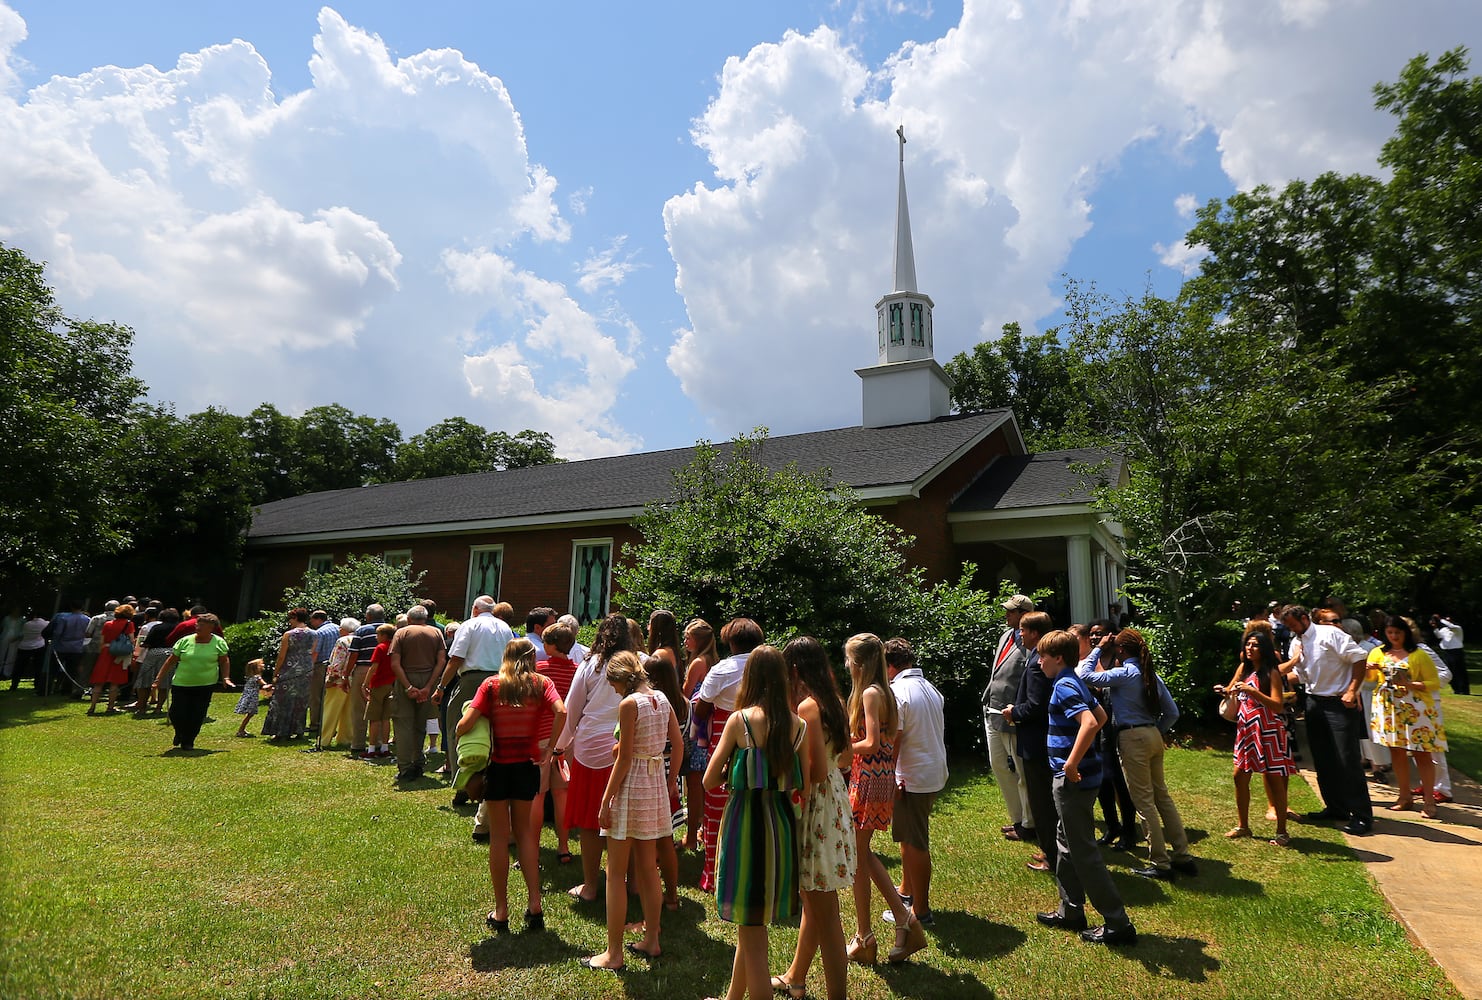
[[366, 684, 393, 723], [891, 789, 937, 850], [538, 754, 571, 795]]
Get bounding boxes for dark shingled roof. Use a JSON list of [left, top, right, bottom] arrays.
[[951, 447, 1123, 512], [248, 409, 1015, 541]]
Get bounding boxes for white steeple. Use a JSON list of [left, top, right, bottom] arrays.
[[892, 125, 919, 294], [857, 125, 953, 428]]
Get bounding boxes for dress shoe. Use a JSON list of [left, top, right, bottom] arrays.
[[1096, 828, 1121, 846], [1131, 865, 1174, 880], [1111, 834, 1143, 852], [1081, 923, 1137, 946], [1001, 824, 1017, 835], [1304, 808, 1348, 822], [1341, 820, 1373, 836], [1036, 910, 1087, 932], [1170, 858, 1199, 877], [1027, 858, 1051, 872]]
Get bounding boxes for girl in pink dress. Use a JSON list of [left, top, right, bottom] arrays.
[[584, 651, 682, 971]]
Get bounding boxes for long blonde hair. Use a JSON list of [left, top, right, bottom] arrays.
[[685, 618, 719, 667], [845, 633, 898, 739], [497, 637, 539, 705]]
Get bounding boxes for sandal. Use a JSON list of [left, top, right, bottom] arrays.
[[846, 932, 877, 965], [485, 912, 509, 934], [1225, 826, 1252, 839], [888, 916, 928, 963], [1387, 799, 1414, 812], [557, 851, 575, 865], [770, 975, 807, 998], [1269, 833, 1290, 847]]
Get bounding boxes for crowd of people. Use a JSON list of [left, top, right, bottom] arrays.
[[0, 591, 1469, 997]]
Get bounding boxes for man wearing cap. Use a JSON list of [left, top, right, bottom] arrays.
[[985, 595, 1035, 844]]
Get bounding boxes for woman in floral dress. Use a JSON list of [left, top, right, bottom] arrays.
[[1367, 615, 1447, 819], [774, 636, 854, 1000], [262, 608, 316, 740]]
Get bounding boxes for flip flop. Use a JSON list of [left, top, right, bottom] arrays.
[[567, 885, 600, 902], [557, 851, 575, 865], [579, 956, 624, 972]]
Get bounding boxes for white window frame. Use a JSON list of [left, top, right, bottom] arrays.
[[466, 544, 504, 611], [383, 549, 412, 570], [568, 538, 613, 625], [307, 554, 334, 575]]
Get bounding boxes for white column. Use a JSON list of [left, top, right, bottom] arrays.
[[1094, 549, 1110, 620], [1066, 533, 1093, 626]]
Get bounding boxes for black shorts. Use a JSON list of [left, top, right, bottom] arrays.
[[483, 760, 540, 802]]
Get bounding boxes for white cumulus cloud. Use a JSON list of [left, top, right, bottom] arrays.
[[0, 4, 635, 459], [664, 0, 1482, 434]]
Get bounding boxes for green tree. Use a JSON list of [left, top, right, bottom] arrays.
[[615, 430, 920, 647], [242, 403, 300, 503], [944, 322, 1084, 450], [0, 243, 144, 596], [291, 404, 401, 495], [391, 420, 563, 481]]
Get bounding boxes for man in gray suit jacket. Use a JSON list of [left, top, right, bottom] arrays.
[[985, 594, 1034, 841]]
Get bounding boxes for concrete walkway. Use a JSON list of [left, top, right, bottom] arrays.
[[1313, 766, 1482, 999]]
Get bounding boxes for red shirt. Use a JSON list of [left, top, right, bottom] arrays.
[[470, 674, 560, 764], [368, 642, 395, 688], [535, 653, 579, 742]]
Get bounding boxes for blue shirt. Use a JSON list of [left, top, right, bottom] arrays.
[[1077, 654, 1179, 733], [49, 612, 91, 654], [312, 621, 341, 663], [1048, 672, 1102, 789]]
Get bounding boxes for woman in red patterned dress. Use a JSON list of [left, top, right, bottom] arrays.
[[1218, 627, 1294, 846]]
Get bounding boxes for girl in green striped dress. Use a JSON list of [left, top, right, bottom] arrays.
[[703, 645, 810, 1000]]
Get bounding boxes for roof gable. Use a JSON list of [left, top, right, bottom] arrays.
[[951, 447, 1124, 513]]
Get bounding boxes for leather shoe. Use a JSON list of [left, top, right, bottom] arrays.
[[1096, 828, 1121, 846], [1111, 834, 1143, 852], [1170, 858, 1199, 877], [1081, 923, 1137, 946], [1305, 808, 1348, 822], [1036, 910, 1087, 932], [1341, 820, 1373, 836], [1132, 865, 1174, 880]]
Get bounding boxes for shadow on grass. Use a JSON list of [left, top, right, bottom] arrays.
[[875, 960, 999, 999], [0, 692, 84, 728], [1157, 857, 1265, 898], [469, 929, 586, 972], [1115, 933, 1221, 983], [161, 747, 223, 757], [929, 911, 1026, 961]]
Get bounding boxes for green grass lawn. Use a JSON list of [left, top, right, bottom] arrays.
[[0, 691, 1464, 1000]]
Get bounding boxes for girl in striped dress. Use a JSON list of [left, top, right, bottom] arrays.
[[1219, 627, 1294, 846], [704, 645, 809, 1000]]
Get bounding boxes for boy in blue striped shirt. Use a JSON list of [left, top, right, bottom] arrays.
[[1034, 630, 1137, 945]]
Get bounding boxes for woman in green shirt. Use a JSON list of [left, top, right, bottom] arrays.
[[156, 614, 234, 750]]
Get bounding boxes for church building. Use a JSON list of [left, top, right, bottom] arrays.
[[240, 132, 1128, 626]]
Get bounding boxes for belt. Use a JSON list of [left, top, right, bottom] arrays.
[[458, 668, 497, 678], [1308, 693, 1348, 701], [1115, 723, 1155, 732]]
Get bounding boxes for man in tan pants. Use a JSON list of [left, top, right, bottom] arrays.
[[389, 604, 447, 782]]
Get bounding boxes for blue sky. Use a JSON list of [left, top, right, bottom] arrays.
[[3, 1, 1478, 459]]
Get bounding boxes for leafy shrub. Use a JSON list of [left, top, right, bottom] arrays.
[[276, 553, 425, 623], [904, 571, 1052, 755], [222, 614, 282, 683]]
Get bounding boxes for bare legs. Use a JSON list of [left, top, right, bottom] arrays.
[[719, 925, 771, 1000], [783, 889, 848, 1000], [1262, 773, 1289, 837], [1232, 770, 1252, 831], [87, 683, 119, 713], [571, 827, 604, 902], [851, 828, 910, 938], [1391, 751, 1437, 816], [898, 842, 933, 918], [685, 770, 704, 851], [590, 836, 661, 968]]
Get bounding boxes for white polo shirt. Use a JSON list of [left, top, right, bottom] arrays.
[[447, 612, 514, 674], [892, 667, 948, 794], [1289, 622, 1366, 697], [697, 653, 748, 712]]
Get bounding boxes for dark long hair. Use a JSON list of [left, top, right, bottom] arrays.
[[736, 645, 796, 778], [784, 636, 848, 755], [589, 612, 634, 668], [1117, 627, 1159, 715], [645, 643, 688, 725], [1238, 627, 1277, 686], [1381, 615, 1418, 653]]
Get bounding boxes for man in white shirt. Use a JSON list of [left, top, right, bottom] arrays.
[[1281, 604, 1373, 835], [433, 596, 514, 835], [693, 617, 763, 893], [886, 637, 946, 927], [556, 614, 589, 663], [1431, 615, 1468, 695]]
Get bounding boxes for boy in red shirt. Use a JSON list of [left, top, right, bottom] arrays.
[[531, 622, 582, 863], [362, 623, 397, 759]]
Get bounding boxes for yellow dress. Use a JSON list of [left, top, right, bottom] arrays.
[[1366, 647, 1447, 753]]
